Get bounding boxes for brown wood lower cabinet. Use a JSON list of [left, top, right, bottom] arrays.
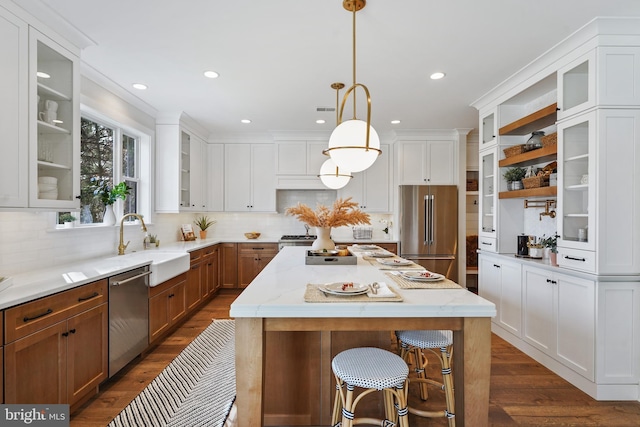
[[204, 245, 220, 296], [221, 243, 238, 288], [149, 272, 187, 344], [186, 249, 204, 311], [264, 330, 391, 425], [237, 243, 278, 288], [3, 280, 108, 409]]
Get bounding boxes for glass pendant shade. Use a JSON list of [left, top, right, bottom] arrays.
[[328, 119, 380, 173], [319, 158, 352, 189]]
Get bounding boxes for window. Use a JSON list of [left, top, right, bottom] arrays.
[[74, 117, 140, 225]]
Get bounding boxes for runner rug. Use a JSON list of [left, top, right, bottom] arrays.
[[108, 319, 236, 427]]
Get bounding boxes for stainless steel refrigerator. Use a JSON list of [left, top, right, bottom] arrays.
[[400, 185, 458, 282]]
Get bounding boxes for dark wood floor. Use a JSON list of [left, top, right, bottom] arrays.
[[71, 289, 640, 427]]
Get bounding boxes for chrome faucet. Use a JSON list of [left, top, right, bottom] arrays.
[[118, 213, 147, 255]]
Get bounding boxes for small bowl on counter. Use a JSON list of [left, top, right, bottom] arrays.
[[244, 232, 261, 239]]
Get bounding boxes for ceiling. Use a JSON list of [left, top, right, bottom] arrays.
[[16, 0, 640, 139]]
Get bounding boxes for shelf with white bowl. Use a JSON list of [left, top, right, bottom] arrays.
[[29, 27, 80, 208]]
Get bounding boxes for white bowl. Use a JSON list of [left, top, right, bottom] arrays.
[[38, 176, 57, 184], [38, 183, 58, 191]]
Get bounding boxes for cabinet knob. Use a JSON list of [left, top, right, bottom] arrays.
[[75, 195, 81, 199]]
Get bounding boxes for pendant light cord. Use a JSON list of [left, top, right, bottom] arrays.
[[351, 3, 357, 120]]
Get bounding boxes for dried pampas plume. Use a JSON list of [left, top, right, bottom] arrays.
[[285, 197, 371, 228]]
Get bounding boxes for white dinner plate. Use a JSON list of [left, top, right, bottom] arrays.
[[377, 258, 413, 266], [400, 271, 444, 282], [321, 282, 369, 295], [367, 251, 394, 258]]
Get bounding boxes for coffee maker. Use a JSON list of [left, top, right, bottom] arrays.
[[517, 235, 529, 256]]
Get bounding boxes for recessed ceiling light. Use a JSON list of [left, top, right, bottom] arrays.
[[204, 70, 219, 79], [316, 119, 326, 124], [241, 119, 251, 124], [37, 71, 51, 79], [391, 120, 401, 124], [132, 83, 147, 90], [430, 72, 446, 80]]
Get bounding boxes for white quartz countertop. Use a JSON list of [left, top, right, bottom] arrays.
[[230, 246, 496, 318]]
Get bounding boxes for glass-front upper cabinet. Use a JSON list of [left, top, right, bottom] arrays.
[[180, 131, 192, 209], [557, 111, 595, 251], [29, 28, 80, 209], [479, 148, 497, 239], [479, 109, 497, 148], [557, 51, 595, 121]]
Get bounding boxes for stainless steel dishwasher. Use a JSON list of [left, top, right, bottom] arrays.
[[109, 265, 151, 377]]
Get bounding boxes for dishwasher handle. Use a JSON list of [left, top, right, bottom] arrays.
[[111, 270, 152, 286]]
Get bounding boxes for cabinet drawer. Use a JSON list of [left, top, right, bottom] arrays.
[[189, 249, 203, 263], [238, 243, 278, 254], [148, 272, 187, 298], [5, 279, 107, 344], [203, 245, 216, 257], [557, 247, 596, 273], [478, 237, 497, 253]]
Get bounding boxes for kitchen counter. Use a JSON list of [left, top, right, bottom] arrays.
[[230, 246, 496, 427]]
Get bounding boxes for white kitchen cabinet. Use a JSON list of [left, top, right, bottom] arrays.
[[557, 51, 595, 121], [479, 108, 497, 149], [558, 47, 640, 122], [275, 140, 328, 189], [0, 7, 28, 207], [206, 143, 224, 212], [558, 109, 640, 275], [398, 140, 455, 185], [225, 144, 275, 212], [478, 254, 522, 337], [478, 148, 497, 246], [28, 28, 80, 209], [338, 143, 390, 213], [156, 121, 215, 212], [522, 264, 595, 381]]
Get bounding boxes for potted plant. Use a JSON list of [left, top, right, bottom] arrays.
[[541, 233, 559, 265], [91, 179, 131, 225], [194, 216, 216, 240], [59, 213, 76, 228], [503, 167, 526, 191]]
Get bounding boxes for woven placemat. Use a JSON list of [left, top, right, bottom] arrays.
[[304, 284, 403, 303], [385, 272, 462, 289], [364, 258, 425, 270]]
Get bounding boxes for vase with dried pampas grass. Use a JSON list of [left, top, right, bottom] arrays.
[[285, 197, 371, 250]]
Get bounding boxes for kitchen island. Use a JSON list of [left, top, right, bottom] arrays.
[[230, 246, 496, 426]]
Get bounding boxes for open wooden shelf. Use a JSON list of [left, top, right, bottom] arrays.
[[499, 144, 557, 168], [499, 186, 557, 199], [499, 103, 558, 136]]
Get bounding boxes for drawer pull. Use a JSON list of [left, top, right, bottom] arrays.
[[564, 255, 586, 262], [481, 241, 493, 246], [78, 292, 100, 302], [69, 328, 76, 334], [252, 247, 265, 250], [24, 308, 53, 322], [493, 264, 500, 268]]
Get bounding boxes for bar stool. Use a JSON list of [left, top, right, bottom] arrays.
[[331, 347, 410, 427], [395, 330, 455, 427]]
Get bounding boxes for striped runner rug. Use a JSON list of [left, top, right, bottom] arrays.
[[109, 319, 236, 427]]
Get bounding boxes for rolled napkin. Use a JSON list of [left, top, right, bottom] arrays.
[[367, 281, 396, 298]]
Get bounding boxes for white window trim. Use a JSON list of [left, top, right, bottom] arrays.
[[60, 105, 153, 228]]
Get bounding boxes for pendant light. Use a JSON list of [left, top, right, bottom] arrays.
[[319, 83, 353, 189], [325, 0, 381, 173]]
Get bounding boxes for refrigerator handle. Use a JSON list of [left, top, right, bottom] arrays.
[[429, 194, 435, 245], [423, 195, 429, 244]]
